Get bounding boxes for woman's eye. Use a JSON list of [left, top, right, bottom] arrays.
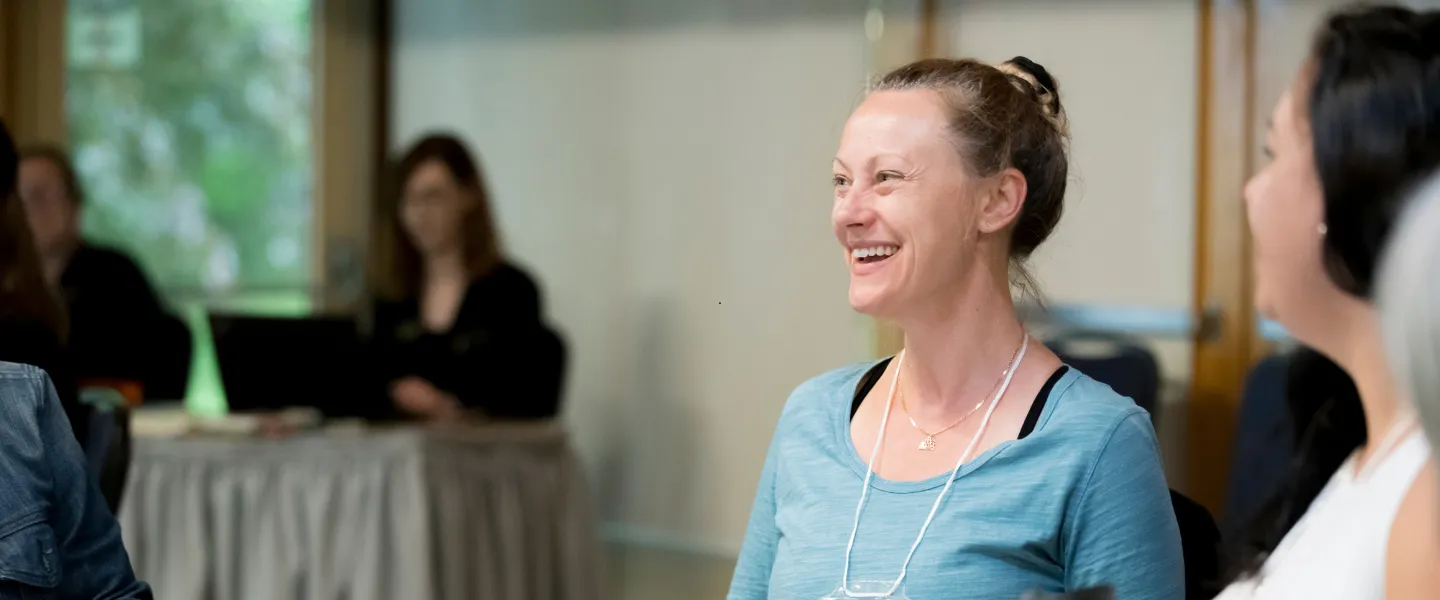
[[877, 171, 902, 182], [832, 175, 850, 188]]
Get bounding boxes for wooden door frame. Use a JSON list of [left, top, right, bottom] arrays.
[[312, 0, 392, 314], [1187, 0, 1260, 514], [1, 0, 391, 315], [0, 0, 67, 145], [884, 0, 1263, 514]]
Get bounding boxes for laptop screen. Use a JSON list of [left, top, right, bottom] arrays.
[[209, 314, 385, 417]]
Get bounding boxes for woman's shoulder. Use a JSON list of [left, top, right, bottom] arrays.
[[469, 261, 544, 315], [0, 361, 47, 381], [1038, 369, 1159, 451], [476, 261, 539, 294], [762, 361, 876, 446], [779, 361, 876, 418], [0, 362, 52, 416], [1386, 458, 1440, 599]]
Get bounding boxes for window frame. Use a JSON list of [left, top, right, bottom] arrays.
[[6, 0, 389, 313]]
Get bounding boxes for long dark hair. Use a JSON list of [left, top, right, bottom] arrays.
[[371, 133, 503, 300], [1228, 4, 1440, 579], [0, 121, 66, 339]]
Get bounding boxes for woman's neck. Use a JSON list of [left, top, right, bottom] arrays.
[[422, 251, 468, 285], [41, 236, 79, 288], [894, 270, 1027, 417], [1330, 304, 1407, 464]]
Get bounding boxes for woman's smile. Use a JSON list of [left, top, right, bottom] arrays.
[[848, 242, 901, 275]]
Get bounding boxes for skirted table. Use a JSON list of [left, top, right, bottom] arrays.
[[118, 421, 602, 600]]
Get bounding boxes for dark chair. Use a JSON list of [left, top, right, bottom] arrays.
[[1222, 353, 1293, 538], [83, 403, 132, 514], [1171, 488, 1222, 599], [1048, 331, 1161, 419], [533, 325, 568, 418], [144, 312, 193, 400]]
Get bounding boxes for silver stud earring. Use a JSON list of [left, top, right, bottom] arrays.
[[1317, 223, 1328, 236]]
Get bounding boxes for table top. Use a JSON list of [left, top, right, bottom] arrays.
[[129, 410, 572, 462]]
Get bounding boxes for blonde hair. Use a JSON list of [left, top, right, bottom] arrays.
[[1378, 170, 1440, 455]]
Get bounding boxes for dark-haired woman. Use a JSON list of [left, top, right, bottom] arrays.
[[1217, 5, 1440, 600], [0, 119, 150, 598], [369, 133, 563, 421], [0, 140, 84, 446], [727, 57, 1182, 599]]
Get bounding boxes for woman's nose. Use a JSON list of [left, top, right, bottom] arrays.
[[833, 189, 874, 229]]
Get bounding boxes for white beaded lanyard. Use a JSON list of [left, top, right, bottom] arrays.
[[840, 335, 1029, 597]]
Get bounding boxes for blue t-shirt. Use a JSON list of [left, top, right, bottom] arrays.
[[727, 362, 1184, 599]]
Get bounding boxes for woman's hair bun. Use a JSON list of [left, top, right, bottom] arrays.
[[997, 56, 1068, 136]]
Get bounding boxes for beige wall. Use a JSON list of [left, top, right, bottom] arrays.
[[1252, 0, 1440, 163], [944, 0, 1200, 382], [392, 0, 875, 554], [392, 0, 1215, 555], [390, 0, 1440, 557], [943, 1, 1200, 478]]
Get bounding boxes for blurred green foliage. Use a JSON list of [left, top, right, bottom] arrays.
[[66, 0, 313, 414]]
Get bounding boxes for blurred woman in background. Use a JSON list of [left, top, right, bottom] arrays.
[[17, 145, 191, 401], [1219, 5, 1440, 599], [370, 133, 563, 421], [0, 126, 84, 445]]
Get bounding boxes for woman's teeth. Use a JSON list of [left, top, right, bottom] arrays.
[[852, 245, 898, 263]]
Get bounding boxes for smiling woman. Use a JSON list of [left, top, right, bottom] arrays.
[[727, 56, 1183, 600]]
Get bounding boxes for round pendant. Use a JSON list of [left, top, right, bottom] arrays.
[[918, 436, 937, 451]]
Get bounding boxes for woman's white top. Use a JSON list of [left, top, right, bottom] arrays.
[[1215, 427, 1430, 600]]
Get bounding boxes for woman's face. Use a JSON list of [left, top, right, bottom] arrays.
[[400, 159, 473, 257], [1244, 79, 1342, 340], [17, 157, 80, 256], [832, 90, 987, 318]]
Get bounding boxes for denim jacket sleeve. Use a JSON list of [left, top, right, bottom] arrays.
[[0, 362, 151, 599]]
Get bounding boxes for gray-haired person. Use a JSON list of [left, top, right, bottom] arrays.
[[1379, 172, 1440, 484]]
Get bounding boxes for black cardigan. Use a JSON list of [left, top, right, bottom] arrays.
[[0, 316, 86, 444], [369, 263, 564, 419]]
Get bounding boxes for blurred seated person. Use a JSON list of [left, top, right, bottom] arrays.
[[17, 145, 191, 398], [370, 133, 563, 421], [0, 125, 87, 446]]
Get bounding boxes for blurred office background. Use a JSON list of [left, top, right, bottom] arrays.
[[4, 0, 1434, 598]]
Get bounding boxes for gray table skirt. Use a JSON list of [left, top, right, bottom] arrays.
[[118, 424, 602, 600]]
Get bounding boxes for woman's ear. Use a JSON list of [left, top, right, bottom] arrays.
[[978, 168, 1027, 234]]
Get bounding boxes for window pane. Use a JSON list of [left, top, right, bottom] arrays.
[[66, 0, 314, 415]]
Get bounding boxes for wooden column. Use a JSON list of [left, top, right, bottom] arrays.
[[0, 0, 67, 145], [312, 0, 389, 314], [1186, 0, 1258, 514]]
